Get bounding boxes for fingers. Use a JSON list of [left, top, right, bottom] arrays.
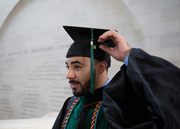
[[98, 30, 120, 45], [98, 30, 131, 62]]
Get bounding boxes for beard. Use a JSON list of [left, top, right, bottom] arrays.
[[69, 70, 96, 97], [70, 79, 91, 97]]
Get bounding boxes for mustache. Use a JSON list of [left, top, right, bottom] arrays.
[[69, 80, 80, 84]]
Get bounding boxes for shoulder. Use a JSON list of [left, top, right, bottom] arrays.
[[65, 96, 78, 109], [52, 96, 78, 129]]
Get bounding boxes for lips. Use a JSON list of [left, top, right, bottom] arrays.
[[71, 83, 79, 88], [69, 80, 80, 88]]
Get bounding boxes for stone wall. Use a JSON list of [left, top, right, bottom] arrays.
[[0, 0, 180, 120]]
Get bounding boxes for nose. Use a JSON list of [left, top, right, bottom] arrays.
[[66, 69, 75, 79]]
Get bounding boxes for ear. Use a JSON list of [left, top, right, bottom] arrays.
[[96, 61, 107, 74]]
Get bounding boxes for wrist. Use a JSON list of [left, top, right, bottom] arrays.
[[121, 48, 131, 61]]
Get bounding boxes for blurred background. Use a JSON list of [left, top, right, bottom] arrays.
[[0, 0, 180, 128]]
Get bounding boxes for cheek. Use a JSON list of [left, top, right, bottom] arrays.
[[77, 70, 90, 82]]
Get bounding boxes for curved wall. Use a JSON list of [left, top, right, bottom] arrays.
[[0, 0, 179, 119]]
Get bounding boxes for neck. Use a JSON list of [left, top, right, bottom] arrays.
[[94, 71, 108, 89]]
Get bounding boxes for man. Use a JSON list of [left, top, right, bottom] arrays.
[[53, 26, 180, 129], [53, 26, 114, 129]]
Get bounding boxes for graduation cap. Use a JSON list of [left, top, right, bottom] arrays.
[[63, 26, 115, 94]]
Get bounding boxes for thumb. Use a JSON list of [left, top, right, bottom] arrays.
[[99, 45, 113, 55]]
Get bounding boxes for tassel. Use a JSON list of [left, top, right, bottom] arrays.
[[90, 28, 95, 94]]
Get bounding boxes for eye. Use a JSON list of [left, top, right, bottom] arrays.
[[75, 65, 81, 70]]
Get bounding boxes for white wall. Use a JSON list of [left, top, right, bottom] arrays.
[[0, 0, 179, 120]]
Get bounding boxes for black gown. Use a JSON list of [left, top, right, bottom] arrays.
[[103, 48, 180, 129]]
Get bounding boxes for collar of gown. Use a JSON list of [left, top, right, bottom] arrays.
[[79, 86, 104, 106]]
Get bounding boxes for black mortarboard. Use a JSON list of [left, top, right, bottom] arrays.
[[63, 26, 115, 68], [63, 26, 115, 94]]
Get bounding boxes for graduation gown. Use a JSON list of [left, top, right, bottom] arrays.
[[52, 87, 107, 129], [103, 48, 180, 129]]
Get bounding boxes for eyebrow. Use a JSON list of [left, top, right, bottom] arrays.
[[65, 60, 83, 65]]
